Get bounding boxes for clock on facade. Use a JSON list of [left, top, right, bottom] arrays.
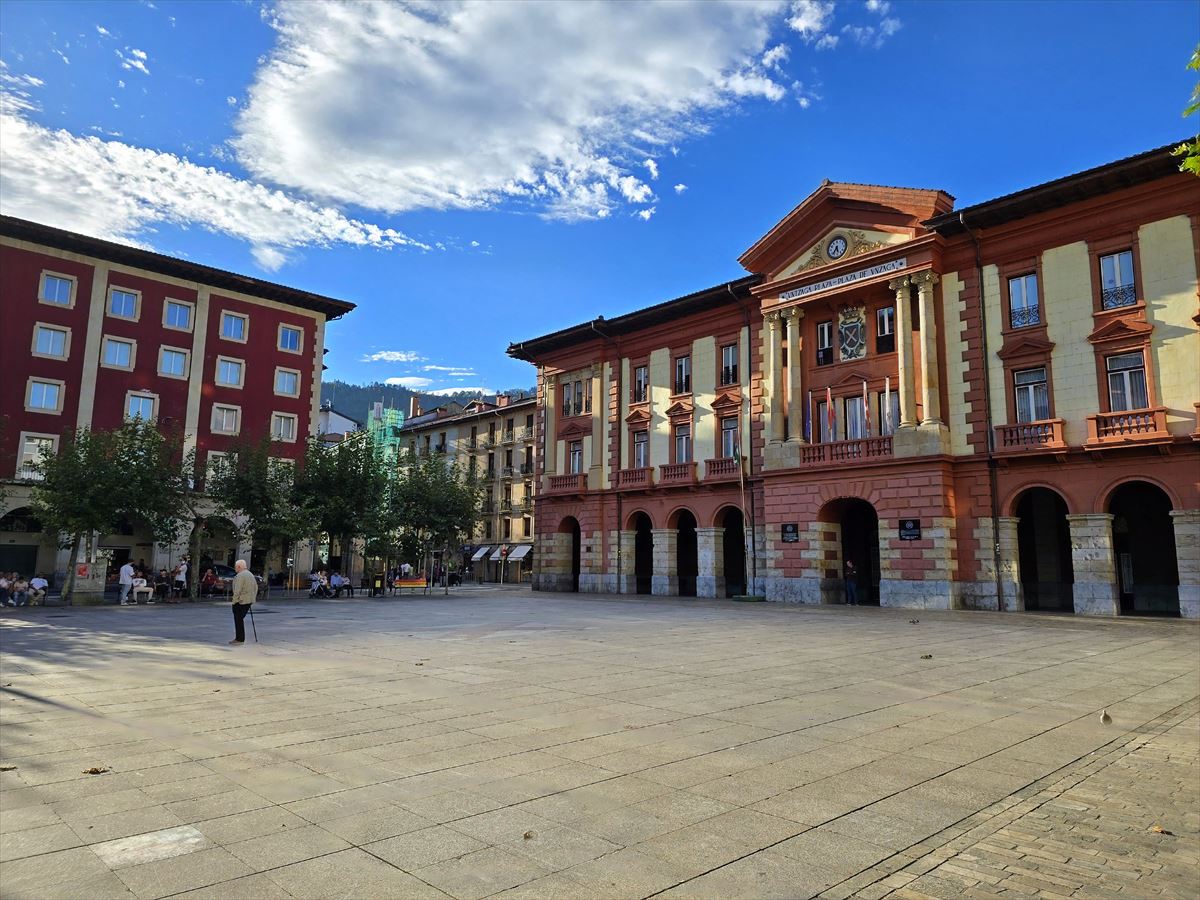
[[826, 235, 848, 260]]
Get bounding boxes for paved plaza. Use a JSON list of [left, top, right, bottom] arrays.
[[1, 591, 1197, 900]]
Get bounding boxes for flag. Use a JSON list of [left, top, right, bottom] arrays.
[[863, 381, 871, 437], [804, 390, 812, 442], [884, 377, 893, 435], [825, 386, 835, 441]]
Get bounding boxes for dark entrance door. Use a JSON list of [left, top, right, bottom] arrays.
[[0, 545, 38, 577], [720, 507, 746, 597], [633, 513, 653, 595], [840, 500, 880, 605], [1016, 488, 1074, 612], [676, 510, 698, 597], [1110, 482, 1179, 616], [569, 519, 581, 593]]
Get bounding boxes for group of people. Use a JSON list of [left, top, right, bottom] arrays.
[[117, 559, 189, 604], [1, 572, 49, 606], [308, 569, 355, 598]]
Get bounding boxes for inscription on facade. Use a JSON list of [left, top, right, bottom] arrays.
[[778, 257, 907, 301]]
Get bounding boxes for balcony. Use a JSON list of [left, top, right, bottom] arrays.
[[519, 462, 535, 476], [511, 499, 532, 514], [481, 469, 496, 483], [1085, 407, 1170, 450], [799, 436, 893, 467], [1193, 403, 1200, 442], [548, 473, 588, 494], [617, 467, 653, 490], [659, 461, 697, 486], [482, 435, 497, 449], [1101, 284, 1137, 310], [994, 419, 1066, 456], [704, 457, 741, 481], [501, 430, 515, 445], [500, 466, 516, 479], [518, 427, 534, 442], [465, 438, 478, 450]]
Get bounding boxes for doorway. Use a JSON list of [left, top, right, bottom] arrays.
[[674, 509, 698, 597], [560, 516, 581, 593], [834, 499, 880, 605], [631, 512, 653, 595], [718, 506, 746, 597], [1109, 481, 1179, 616], [1015, 488, 1074, 612]]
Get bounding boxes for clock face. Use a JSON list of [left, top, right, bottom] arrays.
[[826, 235, 848, 260]]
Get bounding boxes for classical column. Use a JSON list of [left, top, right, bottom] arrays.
[[695, 527, 725, 598], [1170, 510, 1200, 619], [912, 271, 943, 426], [766, 311, 785, 443], [542, 375, 557, 479], [1066, 513, 1119, 616], [889, 276, 917, 428], [651, 528, 679, 596], [784, 308, 805, 442]]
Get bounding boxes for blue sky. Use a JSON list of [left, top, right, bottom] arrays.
[[1, 1, 1195, 395]]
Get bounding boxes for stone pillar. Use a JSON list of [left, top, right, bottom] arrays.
[[1067, 514, 1119, 616], [1170, 509, 1200, 619], [784, 308, 805, 442], [912, 271, 943, 426], [696, 527, 725, 598], [617, 529, 637, 595], [995, 516, 1023, 612], [889, 276, 917, 428], [651, 528, 678, 596], [766, 311, 785, 443], [542, 377, 557, 483]]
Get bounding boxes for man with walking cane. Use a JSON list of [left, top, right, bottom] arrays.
[[229, 559, 257, 644]]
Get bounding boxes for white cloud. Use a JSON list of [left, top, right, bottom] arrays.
[[362, 351, 425, 363], [96, 25, 114, 38], [841, 17, 901, 48], [673, 183, 687, 193], [866, 0, 890, 13], [250, 245, 288, 271], [226, 96, 237, 107], [636, 207, 656, 221], [761, 43, 789, 70], [423, 365, 477, 375], [234, 1, 789, 221], [0, 71, 432, 271], [427, 386, 492, 396], [385, 376, 433, 389], [117, 79, 126, 89], [815, 33, 839, 50], [788, 0, 834, 39], [116, 47, 149, 75], [469, 240, 480, 247], [53, 49, 71, 65], [644, 158, 659, 180], [88, 125, 123, 137]]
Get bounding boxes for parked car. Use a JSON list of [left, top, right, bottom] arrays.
[[209, 564, 266, 596]]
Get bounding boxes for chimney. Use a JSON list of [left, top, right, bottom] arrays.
[[409, 396, 422, 418], [496, 394, 510, 408]]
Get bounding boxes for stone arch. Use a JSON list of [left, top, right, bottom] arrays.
[[624, 508, 655, 530], [815, 496, 881, 605], [1002, 481, 1074, 518], [1107, 480, 1178, 616], [666, 505, 699, 529], [628, 510, 654, 595], [816, 481, 883, 510], [1094, 473, 1181, 515], [715, 505, 747, 597], [668, 507, 699, 597], [1012, 486, 1074, 612], [557, 515, 582, 592]]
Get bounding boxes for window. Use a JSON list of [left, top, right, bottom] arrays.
[[1099, 250, 1136, 309], [721, 344, 739, 386], [278, 324, 303, 353], [844, 396, 867, 439], [220, 311, 248, 341], [26, 378, 64, 414], [211, 404, 241, 435], [485, 520, 494, 539], [583, 378, 592, 414], [215, 357, 245, 388], [674, 423, 691, 463], [164, 300, 194, 331], [17, 433, 57, 480], [503, 518, 512, 540], [1011, 367, 1050, 423], [674, 355, 691, 394], [271, 412, 298, 442], [816, 399, 833, 442], [32, 324, 68, 359], [159, 347, 189, 379], [878, 391, 900, 436], [633, 430, 648, 468], [101, 336, 135, 370], [274, 367, 300, 397], [521, 517, 529, 538], [876, 307, 895, 353], [126, 392, 156, 423], [721, 417, 739, 458], [39, 272, 74, 306], [1106, 352, 1148, 411], [569, 441, 583, 474], [561, 380, 574, 417], [108, 287, 139, 320], [1008, 274, 1040, 328], [573, 379, 584, 416], [817, 321, 834, 366], [632, 365, 649, 403]]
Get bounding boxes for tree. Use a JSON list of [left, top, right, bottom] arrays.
[[388, 448, 484, 593], [1174, 45, 1200, 177]]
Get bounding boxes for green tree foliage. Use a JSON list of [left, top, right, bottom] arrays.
[[1174, 45, 1200, 177], [207, 438, 307, 564], [294, 434, 390, 572]]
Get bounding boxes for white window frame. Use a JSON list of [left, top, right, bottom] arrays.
[[206, 450, 235, 485], [271, 411, 299, 443], [215, 355, 246, 389], [220, 311, 249, 343], [721, 417, 739, 458], [125, 391, 159, 423], [274, 366, 301, 398], [31, 322, 71, 360], [25, 377, 65, 415], [1013, 367, 1050, 423], [674, 423, 692, 463], [158, 345, 191, 380], [633, 365, 649, 403], [38, 270, 76, 308], [876, 306, 895, 337], [817, 321, 834, 350], [101, 336, 136, 371], [1106, 352, 1149, 412], [1007, 273, 1040, 328], [277, 323, 304, 354], [721, 343, 739, 385], [16, 432, 59, 480], [107, 286, 141, 321], [211, 403, 242, 435], [163, 298, 195, 332], [674, 355, 692, 395], [569, 440, 583, 474], [633, 430, 649, 468], [844, 396, 867, 439]]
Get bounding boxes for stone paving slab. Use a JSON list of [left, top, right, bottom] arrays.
[[1, 591, 1198, 899]]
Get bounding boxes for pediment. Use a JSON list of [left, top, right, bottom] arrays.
[[624, 406, 652, 425], [559, 419, 591, 438], [997, 332, 1056, 361], [711, 390, 742, 414], [776, 228, 905, 281], [664, 399, 694, 419], [1087, 316, 1153, 345], [830, 369, 874, 388]]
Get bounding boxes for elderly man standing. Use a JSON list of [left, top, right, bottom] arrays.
[[229, 559, 257, 645]]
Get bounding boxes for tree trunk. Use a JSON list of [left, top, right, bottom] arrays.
[[187, 516, 203, 600], [61, 532, 83, 605]]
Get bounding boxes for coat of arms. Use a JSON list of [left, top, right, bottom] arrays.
[[838, 305, 866, 361]]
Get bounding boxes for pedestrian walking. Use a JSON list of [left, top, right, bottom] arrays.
[[844, 559, 859, 606], [118, 560, 135, 605], [229, 559, 257, 645]]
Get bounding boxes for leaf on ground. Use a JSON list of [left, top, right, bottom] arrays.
[[0, 764, 17, 771], [1150, 824, 1173, 835], [415, 662, 424, 666], [82, 766, 110, 775], [920, 654, 933, 660], [523, 830, 535, 840]]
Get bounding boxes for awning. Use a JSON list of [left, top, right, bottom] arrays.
[[470, 546, 492, 562], [506, 544, 533, 562], [489, 546, 506, 561]]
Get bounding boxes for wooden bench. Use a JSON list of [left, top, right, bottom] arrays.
[[393, 578, 428, 594]]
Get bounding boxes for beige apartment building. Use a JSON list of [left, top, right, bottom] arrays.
[[398, 393, 537, 581]]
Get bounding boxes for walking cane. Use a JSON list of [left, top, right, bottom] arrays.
[[249, 605, 258, 643]]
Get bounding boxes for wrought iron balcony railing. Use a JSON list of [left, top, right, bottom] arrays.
[[1101, 284, 1137, 310], [1009, 304, 1041, 328]]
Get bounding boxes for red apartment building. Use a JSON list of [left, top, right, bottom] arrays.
[[510, 143, 1200, 618], [0, 216, 354, 580]]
